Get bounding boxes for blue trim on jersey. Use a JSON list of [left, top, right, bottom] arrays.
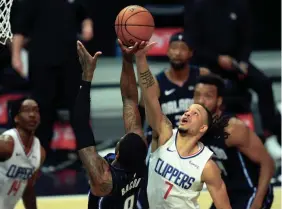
[[246, 190, 256, 209], [98, 197, 104, 209], [237, 151, 254, 188], [175, 131, 204, 159]]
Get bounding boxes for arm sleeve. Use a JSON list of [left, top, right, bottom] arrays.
[[73, 81, 96, 150]]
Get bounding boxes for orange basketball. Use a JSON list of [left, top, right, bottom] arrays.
[[115, 5, 155, 46]]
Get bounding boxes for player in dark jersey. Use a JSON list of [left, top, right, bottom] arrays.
[[73, 41, 147, 209], [193, 74, 275, 209], [139, 32, 210, 141]]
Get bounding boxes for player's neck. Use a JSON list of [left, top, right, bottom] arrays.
[[215, 108, 222, 117], [176, 134, 199, 157], [168, 65, 190, 82], [112, 159, 122, 168], [16, 127, 34, 148]]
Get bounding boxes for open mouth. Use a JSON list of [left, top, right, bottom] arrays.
[[180, 118, 189, 124]]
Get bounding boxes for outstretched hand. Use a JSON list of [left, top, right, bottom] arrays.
[[117, 39, 140, 55], [77, 40, 102, 81], [117, 39, 157, 58], [135, 41, 156, 57]]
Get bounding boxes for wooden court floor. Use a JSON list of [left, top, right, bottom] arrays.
[[15, 187, 281, 209]]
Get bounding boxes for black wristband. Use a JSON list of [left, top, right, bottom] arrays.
[[73, 80, 96, 150]]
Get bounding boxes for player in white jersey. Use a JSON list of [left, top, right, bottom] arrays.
[[0, 98, 45, 209], [132, 41, 231, 209]]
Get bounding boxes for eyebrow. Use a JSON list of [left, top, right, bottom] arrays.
[[195, 108, 202, 115]]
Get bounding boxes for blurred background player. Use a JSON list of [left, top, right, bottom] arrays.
[[0, 98, 45, 209], [11, 0, 94, 168], [73, 41, 148, 208], [139, 31, 209, 143], [134, 42, 231, 209], [194, 74, 274, 209]]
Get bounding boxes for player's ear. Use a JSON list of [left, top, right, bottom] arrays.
[[115, 152, 120, 160], [14, 116, 19, 124], [200, 124, 208, 134], [167, 44, 171, 57], [217, 96, 223, 107], [187, 45, 193, 59]]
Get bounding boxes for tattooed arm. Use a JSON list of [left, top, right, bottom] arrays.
[[78, 147, 113, 196], [120, 50, 146, 145], [134, 44, 173, 146], [74, 41, 112, 196]]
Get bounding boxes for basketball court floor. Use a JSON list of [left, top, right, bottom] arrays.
[[15, 188, 281, 209]]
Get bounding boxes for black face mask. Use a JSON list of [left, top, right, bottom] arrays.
[[170, 60, 187, 71]]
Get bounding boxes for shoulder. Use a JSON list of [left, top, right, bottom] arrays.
[[0, 134, 15, 151], [202, 159, 221, 182], [199, 67, 210, 75], [0, 134, 14, 160], [226, 117, 249, 147]]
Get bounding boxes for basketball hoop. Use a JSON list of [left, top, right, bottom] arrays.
[[0, 0, 14, 45]]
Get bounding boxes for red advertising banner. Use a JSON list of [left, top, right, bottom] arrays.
[[148, 28, 183, 56], [0, 94, 26, 125], [51, 122, 76, 150]]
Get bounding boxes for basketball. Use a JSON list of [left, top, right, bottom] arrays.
[[115, 5, 155, 46]]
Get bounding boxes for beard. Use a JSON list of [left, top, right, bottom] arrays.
[[178, 127, 188, 136], [169, 60, 187, 71]]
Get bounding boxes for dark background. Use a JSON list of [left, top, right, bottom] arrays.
[[88, 0, 280, 56]]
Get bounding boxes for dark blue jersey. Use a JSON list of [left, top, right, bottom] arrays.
[[88, 153, 145, 209], [202, 115, 262, 193]]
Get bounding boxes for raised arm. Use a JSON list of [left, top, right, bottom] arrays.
[[118, 41, 146, 145], [202, 160, 231, 209], [134, 42, 173, 146], [72, 41, 112, 196]]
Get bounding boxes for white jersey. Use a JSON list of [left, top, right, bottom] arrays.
[[147, 129, 213, 209], [0, 129, 41, 209]]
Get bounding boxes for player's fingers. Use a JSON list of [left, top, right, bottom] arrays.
[[117, 39, 124, 49], [77, 40, 89, 56], [77, 41, 84, 59], [132, 42, 139, 49], [146, 42, 157, 51], [93, 51, 102, 61], [139, 41, 146, 49]]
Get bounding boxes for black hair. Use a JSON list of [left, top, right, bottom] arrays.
[[118, 133, 147, 173], [8, 96, 37, 128], [198, 104, 213, 130], [200, 104, 230, 142], [196, 74, 225, 96]]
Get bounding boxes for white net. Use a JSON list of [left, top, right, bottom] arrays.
[[0, 0, 13, 45]]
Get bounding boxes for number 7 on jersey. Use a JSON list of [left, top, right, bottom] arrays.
[[164, 181, 173, 199]]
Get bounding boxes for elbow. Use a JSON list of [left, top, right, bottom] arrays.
[[89, 182, 105, 196]]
